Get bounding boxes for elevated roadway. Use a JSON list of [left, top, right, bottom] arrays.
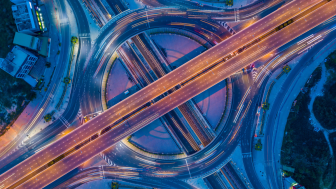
[[1, 0, 335, 188], [0, 6, 229, 175], [47, 166, 196, 189]]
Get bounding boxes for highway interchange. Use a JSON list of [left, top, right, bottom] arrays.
[[1, 0, 336, 188]]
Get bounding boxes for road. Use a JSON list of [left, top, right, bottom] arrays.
[[0, 0, 91, 174], [1, 0, 335, 188], [46, 166, 196, 189], [0, 0, 283, 174], [0, 6, 232, 176], [0, 0, 71, 163]]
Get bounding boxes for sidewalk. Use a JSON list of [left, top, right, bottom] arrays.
[[24, 0, 80, 140]]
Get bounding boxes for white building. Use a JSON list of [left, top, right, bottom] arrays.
[[0, 46, 38, 86], [11, 0, 44, 35]]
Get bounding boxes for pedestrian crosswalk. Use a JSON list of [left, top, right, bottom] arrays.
[[100, 153, 114, 166], [217, 21, 236, 35], [252, 68, 258, 81], [59, 116, 70, 128], [79, 33, 90, 38]]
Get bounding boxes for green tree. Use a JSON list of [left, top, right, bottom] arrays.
[[255, 139, 262, 151], [283, 65, 291, 74], [63, 77, 71, 84], [111, 182, 119, 189], [262, 102, 270, 111], [45, 62, 51, 68], [71, 36, 78, 44], [44, 114, 52, 122], [26, 91, 37, 101]]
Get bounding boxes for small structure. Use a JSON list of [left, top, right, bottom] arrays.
[[283, 165, 295, 173], [11, 0, 45, 35], [13, 32, 50, 57], [284, 177, 306, 189], [0, 46, 38, 86], [13, 32, 41, 51]]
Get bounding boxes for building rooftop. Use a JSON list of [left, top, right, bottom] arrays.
[[11, 1, 40, 33], [37, 36, 50, 57], [0, 46, 30, 77], [13, 32, 41, 51]]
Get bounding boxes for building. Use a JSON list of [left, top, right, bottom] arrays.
[[13, 32, 50, 57], [284, 177, 306, 189], [0, 46, 38, 86], [13, 32, 41, 51], [11, 0, 45, 35]]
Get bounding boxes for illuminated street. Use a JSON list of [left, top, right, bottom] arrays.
[[0, 0, 336, 188]]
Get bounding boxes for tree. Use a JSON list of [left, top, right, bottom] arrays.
[[283, 65, 291, 74], [255, 139, 262, 151], [63, 77, 71, 84], [71, 36, 78, 44], [45, 62, 51, 68], [26, 91, 37, 101], [44, 114, 52, 122], [262, 102, 270, 111], [111, 182, 119, 189]]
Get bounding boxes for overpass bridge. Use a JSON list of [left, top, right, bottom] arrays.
[[1, 0, 335, 188]]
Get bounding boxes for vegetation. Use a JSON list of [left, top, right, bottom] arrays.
[[0, 0, 16, 58], [325, 51, 336, 71], [312, 53, 336, 130], [111, 182, 119, 189], [283, 65, 291, 74], [0, 1, 39, 137], [255, 139, 262, 151], [45, 62, 51, 68], [71, 36, 78, 44], [0, 69, 36, 136], [225, 0, 233, 6], [262, 102, 270, 111], [306, 66, 322, 88], [63, 77, 71, 84], [44, 113, 52, 122], [281, 67, 334, 189]]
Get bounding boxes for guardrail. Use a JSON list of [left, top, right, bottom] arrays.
[[146, 27, 212, 49], [121, 138, 186, 160], [101, 53, 118, 111], [215, 78, 233, 133]]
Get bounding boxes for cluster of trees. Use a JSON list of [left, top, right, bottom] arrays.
[[0, 69, 37, 137], [325, 52, 336, 70], [283, 65, 291, 74], [313, 95, 336, 130], [313, 52, 336, 130], [281, 67, 333, 188], [225, 0, 233, 6], [255, 139, 262, 151], [0, 1, 16, 58]]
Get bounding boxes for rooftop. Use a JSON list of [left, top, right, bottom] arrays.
[[13, 32, 41, 51], [0, 46, 30, 76], [11, 1, 40, 32]]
